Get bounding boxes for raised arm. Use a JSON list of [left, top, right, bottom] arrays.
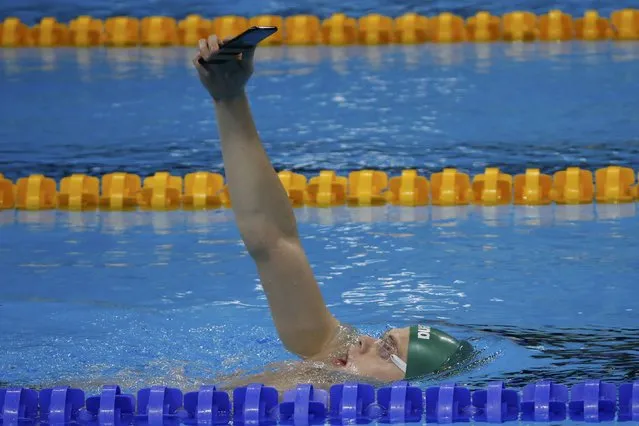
[[193, 35, 339, 358]]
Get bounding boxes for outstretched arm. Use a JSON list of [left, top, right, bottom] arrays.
[[194, 35, 340, 358]]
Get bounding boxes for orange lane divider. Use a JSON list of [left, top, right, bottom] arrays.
[[69, 16, 104, 46], [2, 9, 639, 47], [514, 169, 553, 205], [104, 17, 139, 46], [278, 171, 307, 207], [0, 17, 33, 47], [595, 166, 635, 204], [220, 186, 232, 208], [538, 10, 574, 41], [386, 169, 429, 206], [183, 172, 224, 209], [32, 17, 70, 47], [466, 12, 501, 42], [574, 11, 612, 40], [1, 167, 639, 211], [431, 168, 472, 206], [212, 16, 249, 42], [178, 15, 213, 46], [502, 11, 538, 42], [284, 15, 321, 45], [358, 14, 395, 45], [15, 174, 57, 210], [141, 16, 179, 46], [611, 9, 639, 40], [306, 170, 347, 207], [99, 173, 142, 210], [430, 12, 466, 42], [321, 13, 358, 45], [346, 170, 388, 206], [394, 13, 430, 44], [552, 167, 594, 204], [0, 174, 15, 210], [138, 172, 183, 210], [58, 174, 100, 210], [471, 168, 513, 205]]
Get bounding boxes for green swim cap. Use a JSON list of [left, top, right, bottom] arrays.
[[405, 324, 472, 379]]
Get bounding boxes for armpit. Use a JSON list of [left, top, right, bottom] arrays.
[[309, 322, 360, 362]]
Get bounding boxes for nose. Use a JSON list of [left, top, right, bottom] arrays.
[[356, 335, 375, 354]]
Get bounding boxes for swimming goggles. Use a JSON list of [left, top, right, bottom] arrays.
[[377, 334, 407, 373]]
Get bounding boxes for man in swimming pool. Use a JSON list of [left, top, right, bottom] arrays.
[[192, 34, 472, 388]]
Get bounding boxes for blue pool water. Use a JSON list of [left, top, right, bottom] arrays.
[[1, 43, 639, 400]]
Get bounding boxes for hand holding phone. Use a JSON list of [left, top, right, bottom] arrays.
[[198, 26, 278, 65], [194, 28, 277, 100]]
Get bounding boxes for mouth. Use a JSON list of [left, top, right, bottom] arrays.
[[332, 350, 349, 367]]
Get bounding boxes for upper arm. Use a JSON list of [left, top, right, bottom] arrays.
[[252, 237, 340, 359]]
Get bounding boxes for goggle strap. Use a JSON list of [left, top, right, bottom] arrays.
[[390, 354, 407, 372]]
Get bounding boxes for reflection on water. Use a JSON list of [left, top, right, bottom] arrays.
[[473, 43, 492, 73], [1, 49, 20, 75], [139, 48, 179, 77], [1, 203, 638, 232], [538, 42, 573, 60], [504, 42, 537, 62], [363, 46, 384, 70], [286, 46, 322, 65], [75, 48, 92, 81], [254, 46, 286, 63], [3, 42, 638, 79], [431, 206, 469, 225], [15, 210, 58, 230], [555, 204, 595, 222], [39, 48, 57, 71], [328, 48, 349, 74], [470, 324, 639, 386], [596, 203, 637, 220], [612, 42, 639, 63], [513, 205, 554, 227], [106, 48, 140, 78], [429, 44, 466, 66]]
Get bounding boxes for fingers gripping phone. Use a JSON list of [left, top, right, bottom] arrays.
[[198, 26, 278, 65]]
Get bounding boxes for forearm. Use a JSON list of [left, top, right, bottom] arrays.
[[214, 93, 298, 254]]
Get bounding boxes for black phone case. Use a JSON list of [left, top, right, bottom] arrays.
[[198, 26, 277, 65]]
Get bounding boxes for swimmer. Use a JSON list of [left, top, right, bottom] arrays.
[[192, 35, 472, 391]]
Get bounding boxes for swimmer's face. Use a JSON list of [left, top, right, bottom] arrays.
[[337, 327, 410, 382]]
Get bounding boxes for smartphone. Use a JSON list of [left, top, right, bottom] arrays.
[[198, 26, 278, 64]]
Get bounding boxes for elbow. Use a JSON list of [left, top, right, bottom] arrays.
[[237, 217, 298, 259], [280, 326, 337, 359]]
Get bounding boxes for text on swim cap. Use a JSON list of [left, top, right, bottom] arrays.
[[417, 325, 431, 340]]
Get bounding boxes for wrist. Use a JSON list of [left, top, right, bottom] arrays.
[[212, 91, 247, 106]]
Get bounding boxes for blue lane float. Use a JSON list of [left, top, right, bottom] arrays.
[[471, 382, 518, 423], [280, 384, 327, 425], [183, 385, 230, 425], [328, 382, 376, 424], [377, 381, 422, 424], [568, 380, 616, 423], [1, 380, 638, 424], [136, 387, 183, 425], [81, 385, 136, 425], [39, 387, 84, 425], [0, 387, 38, 424], [425, 383, 471, 423], [520, 380, 568, 422], [619, 382, 639, 422]]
